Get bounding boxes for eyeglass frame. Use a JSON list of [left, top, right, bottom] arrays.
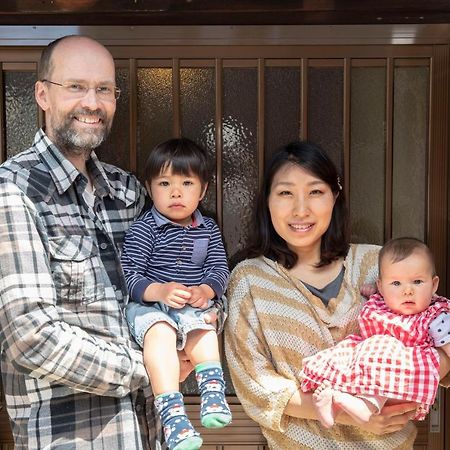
[[41, 79, 121, 100]]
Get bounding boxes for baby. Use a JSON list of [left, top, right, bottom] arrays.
[[300, 237, 450, 428]]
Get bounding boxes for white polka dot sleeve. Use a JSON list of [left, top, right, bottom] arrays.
[[429, 311, 450, 347]]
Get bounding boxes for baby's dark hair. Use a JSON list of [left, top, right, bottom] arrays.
[[144, 137, 210, 187], [379, 237, 436, 276]]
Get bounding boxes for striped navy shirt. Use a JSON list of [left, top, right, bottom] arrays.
[[122, 206, 230, 304]]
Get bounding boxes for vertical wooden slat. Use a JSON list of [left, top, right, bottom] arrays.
[[428, 45, 449, 291], [257, 58, 265, 187], [215, 58, 223, 230], [129, 58, 138, 173], [300, 58, 308, 140], [428, 44, 449, 450], [214, 58, 225, 357], [0, 65, 5, 163], [35, 56, 44, 129], [343, 57, 351, 205], [172, 58, 180, 137], [385, 57, 394, 241]]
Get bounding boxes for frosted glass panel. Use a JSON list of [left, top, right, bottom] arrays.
[[137, 68, 173, 182], [97, 68, 130, 171], [265, 67, 301, 165], [222, 68, 258, 262], [5, 72, 37, 158], [180, 68, 216, 217], [308, 67, 343, 172], [392, 67, 428, 240], [350, 68, 386, 245]]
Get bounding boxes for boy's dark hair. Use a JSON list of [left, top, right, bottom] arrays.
[[145, 138, 211, 187], [244, 140, 349, 269], [379, 237, 436, 276]]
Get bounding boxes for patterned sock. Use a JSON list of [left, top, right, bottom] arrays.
[[154, 391, 202, 450], [195, 362, 232, 428]]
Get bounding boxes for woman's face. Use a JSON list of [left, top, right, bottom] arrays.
[[268, 163, 337, 258]]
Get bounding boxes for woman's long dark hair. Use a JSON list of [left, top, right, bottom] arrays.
[[244, 140, 350, 269]]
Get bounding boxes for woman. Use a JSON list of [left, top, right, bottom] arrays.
[[224, 141, 450, 449]]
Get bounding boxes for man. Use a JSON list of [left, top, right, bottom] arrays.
[[0, 35, 217, 449]]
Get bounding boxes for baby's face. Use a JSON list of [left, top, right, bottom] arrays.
[[376, 250, 439, 315]]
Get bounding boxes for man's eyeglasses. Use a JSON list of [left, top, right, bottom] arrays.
[[41, 79, 121, 101]]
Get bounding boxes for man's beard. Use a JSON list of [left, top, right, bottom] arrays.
[[51, 108, 112, 158]]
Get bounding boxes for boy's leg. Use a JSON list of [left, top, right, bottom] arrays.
[[184, 329, 232, 428], [144, 322, 202, 450]]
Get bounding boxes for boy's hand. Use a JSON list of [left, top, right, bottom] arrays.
[[145, 282, 191, 308], [188, 284, 215, 309]]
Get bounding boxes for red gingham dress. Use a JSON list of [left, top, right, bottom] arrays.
[[300, 294, 450, 420]]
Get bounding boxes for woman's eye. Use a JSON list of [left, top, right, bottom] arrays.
[[279, 190, 292, 196], [310, 189, 323, 196]]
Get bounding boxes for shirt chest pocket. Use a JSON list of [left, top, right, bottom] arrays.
[[48, 235, 106, 306], [190, 238, 209, 266]]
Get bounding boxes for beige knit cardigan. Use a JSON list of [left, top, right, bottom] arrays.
[[224, 244, 417, 450]]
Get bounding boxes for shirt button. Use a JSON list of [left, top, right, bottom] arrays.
[[100, 243, 108, 250], [177, 259, 182, 265], [136, 404, 142, 412], [112, 284, 117, 290], [182, 246, 187, 251]]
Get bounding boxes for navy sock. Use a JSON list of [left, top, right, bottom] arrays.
[[154, 391, 202, 450], [195, 362, 232, 428]]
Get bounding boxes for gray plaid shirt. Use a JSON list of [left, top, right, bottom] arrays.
[[0, 130, 163, 449]]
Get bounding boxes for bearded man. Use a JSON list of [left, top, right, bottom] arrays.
[[0, 35, 219, 450]]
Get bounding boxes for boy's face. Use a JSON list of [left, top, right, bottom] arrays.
[[146, 165, 207, 226], [376, 250, 439, 315]]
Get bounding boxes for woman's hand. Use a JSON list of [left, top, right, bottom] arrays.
[[337, 402, 417, 435]]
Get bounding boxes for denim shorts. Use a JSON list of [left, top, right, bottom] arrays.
[[125, 301, 216, 350]]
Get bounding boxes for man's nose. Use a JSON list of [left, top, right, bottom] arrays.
[[80, 87, 101, 109]]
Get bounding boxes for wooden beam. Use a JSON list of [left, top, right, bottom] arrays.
[[2, 0, 450, 26]]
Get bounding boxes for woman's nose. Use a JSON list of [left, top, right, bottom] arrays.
[[293, 197, 310, 216]]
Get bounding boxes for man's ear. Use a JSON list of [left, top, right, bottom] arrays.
[[200, 182, 208, 201], [35, 81, 50, 111]]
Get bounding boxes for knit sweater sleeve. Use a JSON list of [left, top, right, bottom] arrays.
[[224, 260, 299, 433]]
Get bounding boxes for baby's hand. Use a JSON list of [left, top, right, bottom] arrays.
[[157, 282, 191, 309], [188, 284, 214, 309], [360, 283, 377, 298]]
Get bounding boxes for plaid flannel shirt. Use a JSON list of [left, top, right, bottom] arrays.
[[0, 129, 163, 449]]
